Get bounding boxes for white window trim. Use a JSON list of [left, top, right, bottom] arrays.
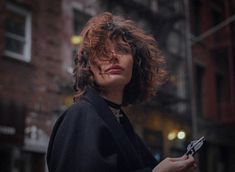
[[71, 2, 95, 16], [4, 3, 32, 62]]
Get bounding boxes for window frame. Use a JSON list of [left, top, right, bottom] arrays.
[[4, 3, 32, 62]]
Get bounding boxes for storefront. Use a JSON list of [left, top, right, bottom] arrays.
[[0, 101, 49, 172], [126, 107, 192, 161], [0, 101, 26, 171]]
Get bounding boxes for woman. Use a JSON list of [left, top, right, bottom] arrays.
[[47, 12, 196, 172]]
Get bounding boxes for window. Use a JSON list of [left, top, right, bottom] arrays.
[[72, 9, 90, 59], [73, 9, 90, 36], [143, 129, 163, 161], [215, 73, 224, 119], [192, 0, 202, 36], [4, 3, 32, 62], [68, 9, 90, 74], [209, 0, 224, 26], [195, 65, 205, 117]]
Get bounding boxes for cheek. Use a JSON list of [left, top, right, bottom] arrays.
[[125, 58, 134, 82], [90, 64, 106, 85], [90, 64, 100, 79]]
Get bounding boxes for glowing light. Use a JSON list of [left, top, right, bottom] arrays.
[[71, 35, 83, 45], [168, 131, 177, 140], [177, 130, 186, 140]]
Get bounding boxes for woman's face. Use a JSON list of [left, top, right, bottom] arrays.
[[90, 39, 133, 92]]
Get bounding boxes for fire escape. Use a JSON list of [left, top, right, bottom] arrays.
[[99, 0, 192, 122]]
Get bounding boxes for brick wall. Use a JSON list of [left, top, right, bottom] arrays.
[[190, 0, 235, 123], [0, 0, 67, 137]]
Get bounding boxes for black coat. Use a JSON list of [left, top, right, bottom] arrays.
[[47, 87, 158, 172]]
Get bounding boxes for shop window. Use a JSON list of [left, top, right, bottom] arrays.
[[4, 3, 32, 62], [143, 129, 163, 162], [0, 147, 11, 172]]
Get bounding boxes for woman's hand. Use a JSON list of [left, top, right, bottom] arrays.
[[152, 155, 196, 172]]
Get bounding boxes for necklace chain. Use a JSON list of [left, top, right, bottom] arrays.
[[103, 98, 123, 122]]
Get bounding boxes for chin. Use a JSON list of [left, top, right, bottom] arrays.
[[96, 74, 132, 88], [102, 79, 130, 89], [111, 75, 131, 84]]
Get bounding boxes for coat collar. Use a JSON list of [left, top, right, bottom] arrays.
[[81, 86, 143, 169]]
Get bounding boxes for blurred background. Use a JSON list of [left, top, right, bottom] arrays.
[[0, 0, 234, 171]]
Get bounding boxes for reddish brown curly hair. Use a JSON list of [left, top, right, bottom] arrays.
[[73, 12, 167, 105]]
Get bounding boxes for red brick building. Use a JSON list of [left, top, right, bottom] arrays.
[[0, 0, 70, 171], [3, 0, 234, 171], [0, 0, 192, 171], [190, 0, 235, 171]]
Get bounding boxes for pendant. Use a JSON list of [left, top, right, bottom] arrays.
[[110, 108, 123, 123]]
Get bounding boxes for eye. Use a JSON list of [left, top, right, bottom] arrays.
[[115, 46, 131, 54]]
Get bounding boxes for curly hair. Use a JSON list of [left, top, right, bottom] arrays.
[[73, 12, 167, 106]]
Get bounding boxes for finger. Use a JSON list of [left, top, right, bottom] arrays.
[[184, 155, 196, 168], [168, 155, 188, 162], [172, 155, 195, 170]]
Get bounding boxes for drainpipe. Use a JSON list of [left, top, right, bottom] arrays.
[[184, 0, 198, 139]]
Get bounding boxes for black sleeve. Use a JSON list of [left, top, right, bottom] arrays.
[[135, 134, 159, 170], [47, 102, 118, 172]]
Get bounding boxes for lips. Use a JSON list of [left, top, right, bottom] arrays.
[[105, 65, 124, 74]]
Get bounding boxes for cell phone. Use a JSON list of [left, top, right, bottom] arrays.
[[185, 136, 205, 156]]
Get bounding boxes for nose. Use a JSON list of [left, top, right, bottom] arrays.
[[110, 50, 119, 63]]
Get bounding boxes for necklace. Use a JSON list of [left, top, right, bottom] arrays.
[[103, 98, 123, 122]]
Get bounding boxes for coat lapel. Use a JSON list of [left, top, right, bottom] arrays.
[[82, 87, 143, 170]]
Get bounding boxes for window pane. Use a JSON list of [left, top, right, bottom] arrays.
[[5, 10, 26, 36], [5, 36, 25, 54], [73, 9, 90, 35], [195, 65, 205, 117]]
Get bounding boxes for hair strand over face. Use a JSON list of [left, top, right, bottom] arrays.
[[73, 12, 167, 105]]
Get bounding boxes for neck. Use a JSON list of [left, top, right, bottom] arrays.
[[101, 88, 123, 105]]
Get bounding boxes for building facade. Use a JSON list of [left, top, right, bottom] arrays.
[[0, 0, 68, 171], [190, 0, 235, 171], [2, 0, 232, 171]]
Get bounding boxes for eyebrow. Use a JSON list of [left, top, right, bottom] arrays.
[[115, 41, 130, 48]]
